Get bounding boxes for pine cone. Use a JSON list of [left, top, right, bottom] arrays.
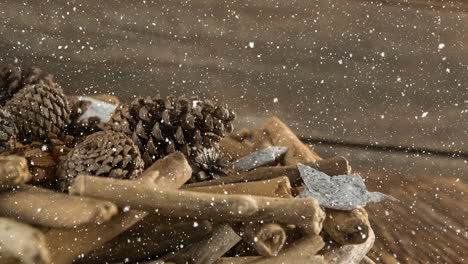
[[190, 146, 231, 182], [5, 84, 71, 142], [5, 134, 77, 187], [107, 95, 236, 167], [0, 109, 18, 152], [0, 65, 58, 105], [56, 131, 144, 192]]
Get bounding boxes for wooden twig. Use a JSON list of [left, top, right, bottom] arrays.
[[70, 175, 325, 234], [214, 257, 262, 264], [256, 236, 324, 264], [252, 117, 321, 164], [45, 210, 146, 264], [322, 229, 375, 264], [0, 155, 31, 191], [164, 224, 241, 264], [82, 221, 213, 263], [45, 152, 192, 264], [0, 184, 117, 228], [0, 217, 50, 264], [323, 208, 371, 245], [189, 178, 290, 257], [120, 151, 193, 229], [140, 151, 193, 188], [215, 255, 323, 264], [187, 176, 293, 198], [222, 235, 325, 264], [251, 118, 372, 250], [241, 223, 287, 257], [360, 256, 376, 264], [219, 136, 255, 161], [184, 156, 350, 188], [136, 261, 173, 264]]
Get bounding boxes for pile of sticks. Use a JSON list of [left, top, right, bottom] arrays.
[[0, 117, 375, 264]]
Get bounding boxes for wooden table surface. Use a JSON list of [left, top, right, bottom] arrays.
[[1, 0, 466, 263]]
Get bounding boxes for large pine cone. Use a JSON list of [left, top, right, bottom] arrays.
[[5, 84, 71, 142], [107, 96, 236, 167], [0, 65, 57, 105], [0, 109, 18, 152], [56, 131, 144, 192]]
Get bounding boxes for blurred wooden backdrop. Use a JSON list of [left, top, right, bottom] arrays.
[[1, 0, 467, 263]]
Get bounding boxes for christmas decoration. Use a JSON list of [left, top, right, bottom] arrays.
[[0, 65, 58, 105], [56, 130, 144, 192], [106, 95, 235, 167], [0, 65, 385, 264], [4, 83, 71, 142]]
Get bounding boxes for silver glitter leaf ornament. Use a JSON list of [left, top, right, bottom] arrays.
[[298, 164, 396, 210], [233, 146, 288, 172]]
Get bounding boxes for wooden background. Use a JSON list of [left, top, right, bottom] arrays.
[[1, 0, 467, 263]]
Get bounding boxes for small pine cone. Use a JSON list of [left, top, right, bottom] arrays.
[[107, 95, 236, 167], [0, 65, 59, 105], [190, 146, 231, 182], [56, 131, 144, 192], [5, 84, 71, 142], [0, 109, 18, 152]]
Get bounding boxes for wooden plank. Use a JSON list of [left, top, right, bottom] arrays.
[[313, 143, 468, 264], [0, 0, 467, 153], [353, 0, 468, 13]]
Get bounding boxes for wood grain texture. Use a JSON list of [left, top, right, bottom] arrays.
[[0, 0, 466, 153], [354, 0, 468, 13]]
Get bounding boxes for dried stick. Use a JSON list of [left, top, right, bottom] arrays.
[[46, 210, 145, 264], [138, 261, 173, 264], [140, 151, 193, 188], [45, 152, 192, 264], [254, 118, 372, 248], [189, 178, 290, 257], [187, 176, 293, 198], [227, 235, 324, 264], [310, 155, 351, 176], [252, 117, 321, 164], [241, 223, 287, 257], [323, 208, 371, 245], [0, 217, 50, 264], [219, 136, 254, 161], [0, 155, 31, 191], [0, 184, 117, 228], [360, 256, 377, 264], [184, 156, 350, 188], [322, 228, 375, 264], [214, 257, 262, 264], [82, 220, 213, 263], [81, 152, 194, 261], [215, 255, 323, 264], [164, 224, 241, 264], [71, 175, 325, 234], [123, 151, 193, 227]]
